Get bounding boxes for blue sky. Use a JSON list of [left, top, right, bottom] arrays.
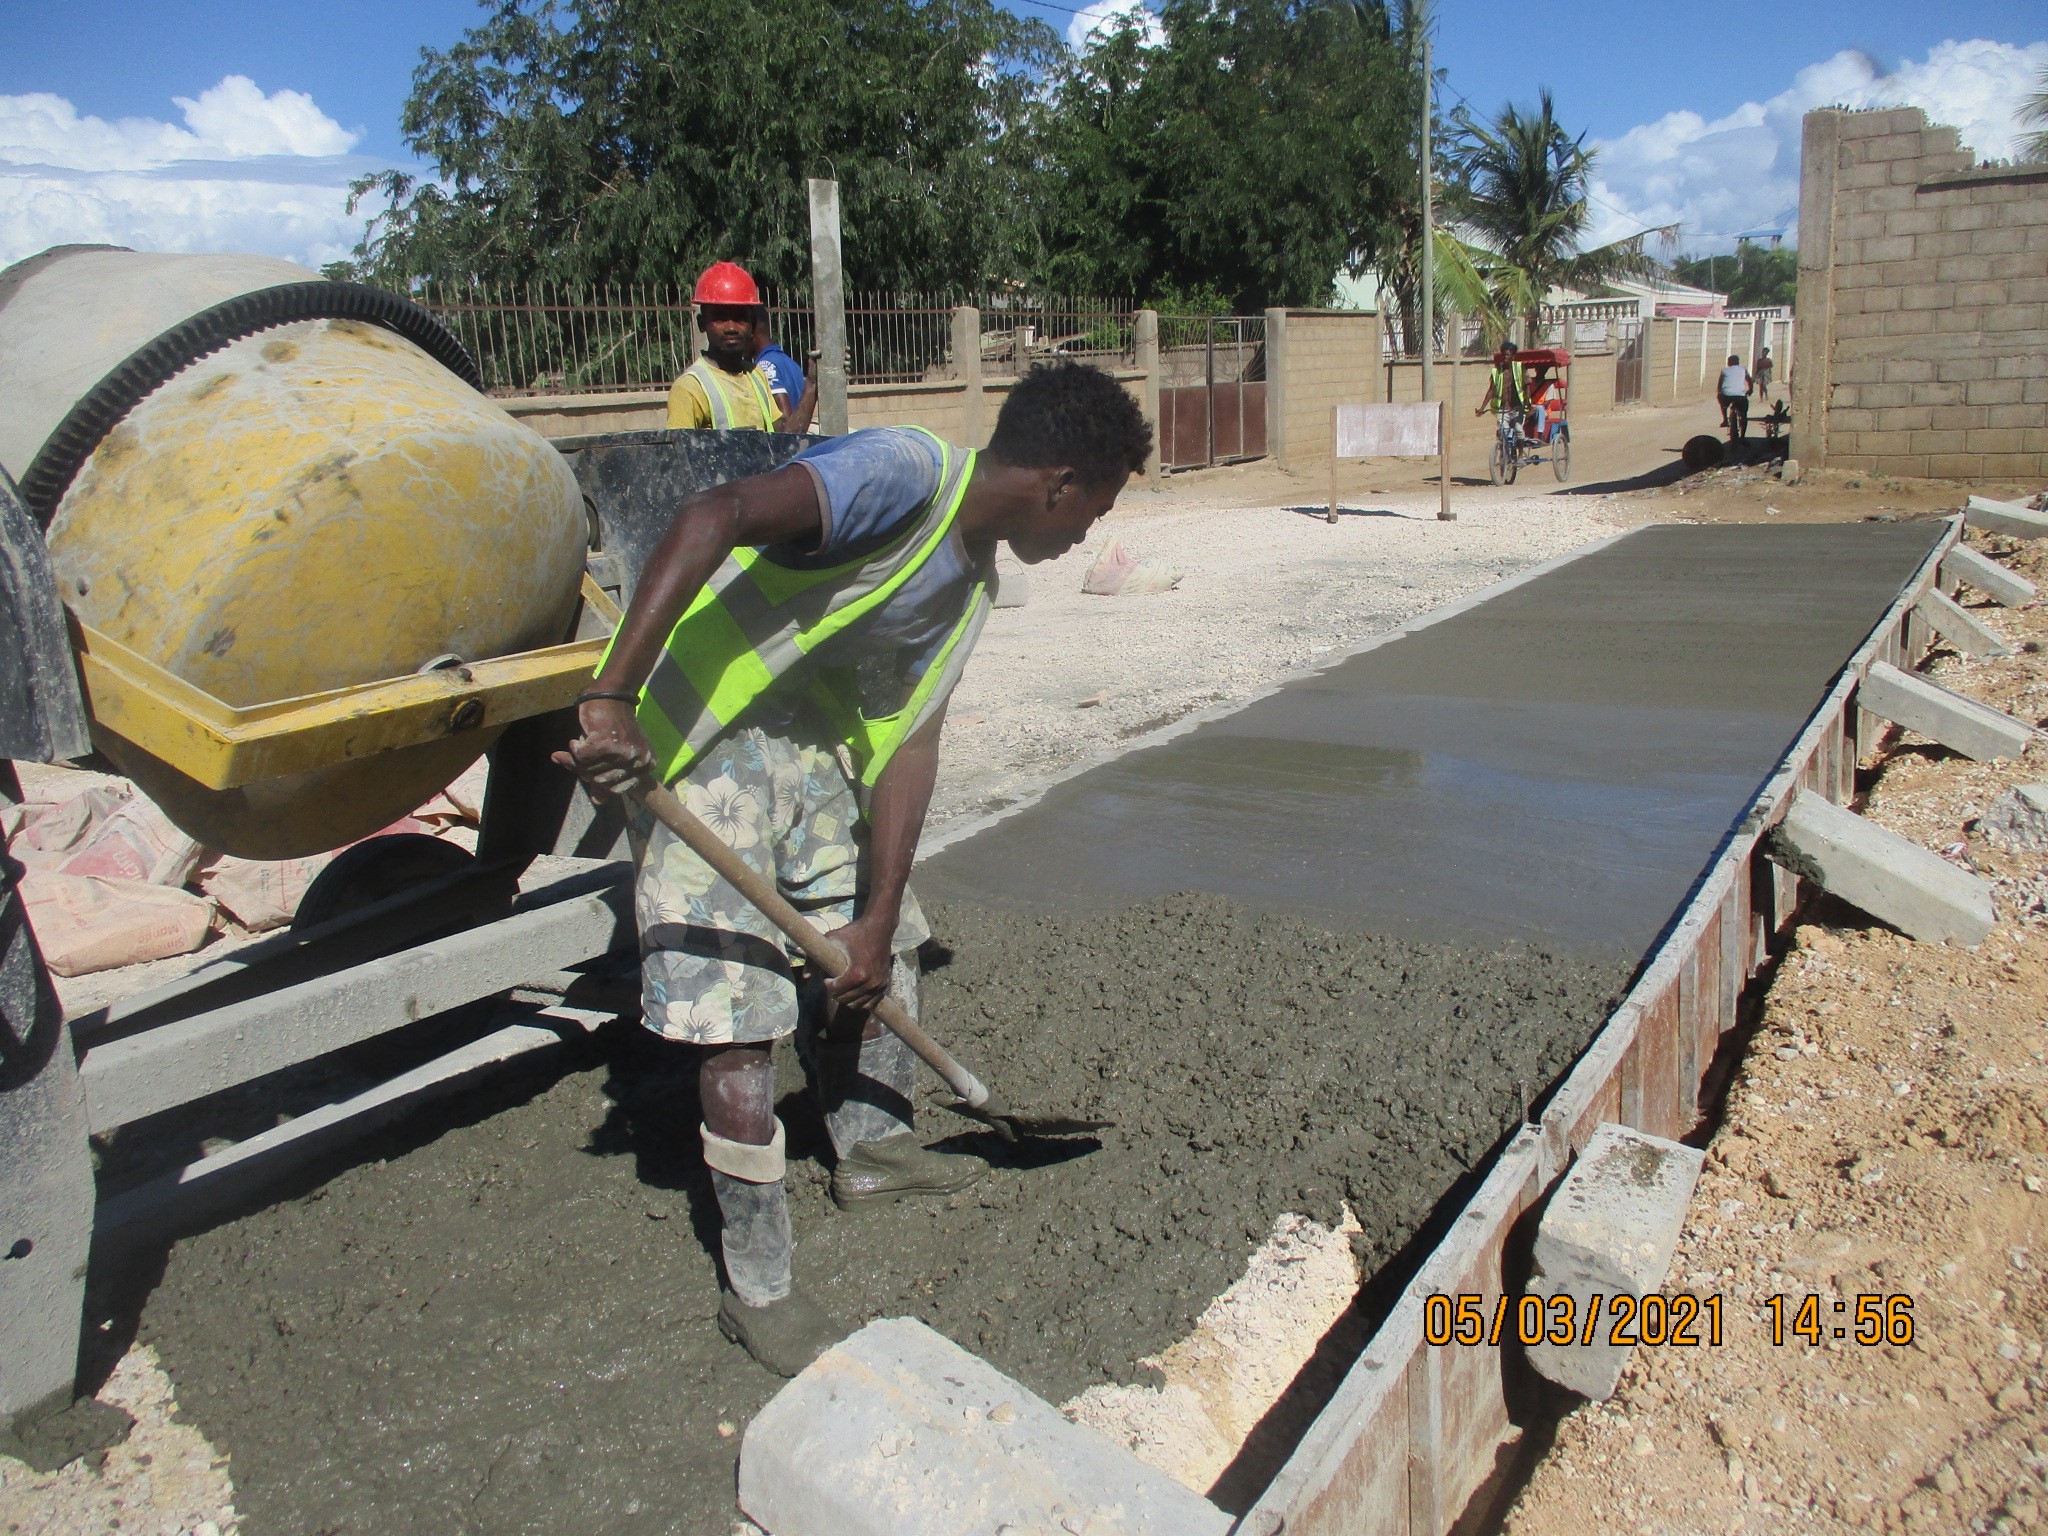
[[2, 0, 2045, 268]]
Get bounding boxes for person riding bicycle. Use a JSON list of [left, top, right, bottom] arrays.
[[1718, 354, 1750, 435], [1477, 344, 1527, 433]]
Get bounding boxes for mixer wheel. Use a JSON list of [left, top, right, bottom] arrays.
[[293, 833, 479, 932]]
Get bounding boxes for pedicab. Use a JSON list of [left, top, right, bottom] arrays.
[[1488, 347, 1572, 484]]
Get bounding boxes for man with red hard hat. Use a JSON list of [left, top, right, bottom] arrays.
[[670, 260, 794, 432]]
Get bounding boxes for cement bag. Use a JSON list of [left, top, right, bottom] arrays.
[[54, 792, 205, 887], [197, 852, 332, 932], [5, 784, 132, 872], [19, 867, 216, 975], [1082, 537, 1181, 597]]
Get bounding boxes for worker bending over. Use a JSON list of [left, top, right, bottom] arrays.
[[668, 260, 794, 432], [558, 363, 1152, 1375]]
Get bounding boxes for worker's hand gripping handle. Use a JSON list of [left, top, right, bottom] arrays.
[[629, 780, 993, 1111]]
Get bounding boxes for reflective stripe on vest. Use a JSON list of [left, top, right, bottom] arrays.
[[685, 357, 777, 431], [618, 428, 981, 787]]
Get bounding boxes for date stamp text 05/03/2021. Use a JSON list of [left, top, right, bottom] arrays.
[[1423, 1292, 1917, 1349]]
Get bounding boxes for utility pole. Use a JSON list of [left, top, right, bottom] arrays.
[[1418, 35, 1434, 402], [807, 177, 849, 435]]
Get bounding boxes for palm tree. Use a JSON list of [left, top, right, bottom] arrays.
[[1447, 90, 1670, 344], [2022, 67, 2048, 164]]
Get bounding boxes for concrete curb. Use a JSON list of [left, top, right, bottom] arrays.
[[1966, 495, 2048, 540], [738, 1317, 1233, 1536], [1941, 543, 2037, 608], [1915, 588, 2011, 659], [1858, 659, 2034, 762], [1525, 1124, 1706, 1400], [1768, 786, 1994, 946]]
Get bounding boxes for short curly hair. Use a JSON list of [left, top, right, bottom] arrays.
[[986, 361, 1153, 485]]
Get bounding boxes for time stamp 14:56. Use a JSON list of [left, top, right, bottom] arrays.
[[1423, 1292, 1916, 1349]]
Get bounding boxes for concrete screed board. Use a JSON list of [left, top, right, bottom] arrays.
[[921, 523, 1947, 958]]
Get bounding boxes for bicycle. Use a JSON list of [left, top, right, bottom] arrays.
[[1489, 407, 1521, 485], [1723, 394, 1749, 444]]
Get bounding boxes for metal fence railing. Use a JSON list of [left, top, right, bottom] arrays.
[[978, 297, 1135, 376], [415, 283, 1135, 396], [417, 282, 700, 396]]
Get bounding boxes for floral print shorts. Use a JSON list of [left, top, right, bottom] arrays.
[[629, 713, 930, 1044]]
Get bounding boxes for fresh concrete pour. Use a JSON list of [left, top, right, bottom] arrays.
[[122, 524, 1941, 1534]]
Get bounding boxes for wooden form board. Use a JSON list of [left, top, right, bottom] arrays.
[[1331, 401, 1452, 523], [1238, 516, 1959, 1536]]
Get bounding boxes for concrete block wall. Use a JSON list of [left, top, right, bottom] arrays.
[[507, 370, 1144, 452], [1265, 309, 1383, 468], [845, 381, 972, 441], [1794, 106, 2048, 479], [1641, 317, 1761, 407]]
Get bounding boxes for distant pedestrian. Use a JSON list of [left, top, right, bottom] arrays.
[[1753, 347, 1774, 399], [1719, 354, 1751, 437], [753, 314, 818, 435]]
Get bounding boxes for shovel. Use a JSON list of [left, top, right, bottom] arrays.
[[628, 779, 1109, 1144]]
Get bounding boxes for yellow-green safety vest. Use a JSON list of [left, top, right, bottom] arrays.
[[614, 428, 989, 788], [685, 357, 778, 431]]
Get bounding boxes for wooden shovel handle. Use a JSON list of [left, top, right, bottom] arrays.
[[631, 780, 991, 1109]]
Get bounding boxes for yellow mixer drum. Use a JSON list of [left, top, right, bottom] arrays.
[[0, 249, 588, 858]]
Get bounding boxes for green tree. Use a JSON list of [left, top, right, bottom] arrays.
[[1331, 0, 1434, 354], [1030, 0, 1412, 310], [1671, 246, 1798, 309], [1445, 89, 1666, 343], [347, 0, 1057, 291]]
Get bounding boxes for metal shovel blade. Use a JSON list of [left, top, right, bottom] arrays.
[[940, 1094, 1114, 1142]]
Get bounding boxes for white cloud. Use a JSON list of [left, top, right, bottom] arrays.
[[1066, 0, 1165, 54], [0, 76, 382, 270], [1584, 38, 2048, 254]]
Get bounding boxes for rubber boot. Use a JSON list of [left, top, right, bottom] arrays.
[[709, 1170, 838, 1377], [820, 1023, 988, 1211]]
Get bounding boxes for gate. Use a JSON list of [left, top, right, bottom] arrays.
[[1614, 320, 1646, 404], [1158, 315, 1268, 470]]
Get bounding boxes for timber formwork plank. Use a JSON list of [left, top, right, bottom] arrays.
[[1239, 1129, 1544, 1536], [1255, 518, 1963, 1534]]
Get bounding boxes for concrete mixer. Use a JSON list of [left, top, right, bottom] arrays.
[[0, 247, 813, 1459], [0, 247, 601, 858]]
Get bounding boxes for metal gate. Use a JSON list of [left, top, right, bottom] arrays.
[[1157, 315, 1268, 470], [1614, 320, 1646, 404]]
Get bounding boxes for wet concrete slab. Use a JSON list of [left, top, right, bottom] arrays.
[[922, 524, 1946, 957]]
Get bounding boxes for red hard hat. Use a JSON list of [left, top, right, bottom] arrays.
[[694, 260, 761, 306]]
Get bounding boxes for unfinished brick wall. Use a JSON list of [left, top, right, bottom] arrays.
[[1793, 106, 2048, 479], [1266, 309, 1382, 468]]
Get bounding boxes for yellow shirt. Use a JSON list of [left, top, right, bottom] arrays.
[[667, 358, 779, 431]]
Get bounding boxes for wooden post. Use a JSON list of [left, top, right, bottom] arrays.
[[1418, 34, 1435, 404], [1327, 405, 1340, 523], [1447, 308, 1460, 456], [807, 177, 849, 436], [1437, 400, 1453, 521]]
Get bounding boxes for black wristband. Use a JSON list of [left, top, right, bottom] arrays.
[[576, 689, 640, 707]]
